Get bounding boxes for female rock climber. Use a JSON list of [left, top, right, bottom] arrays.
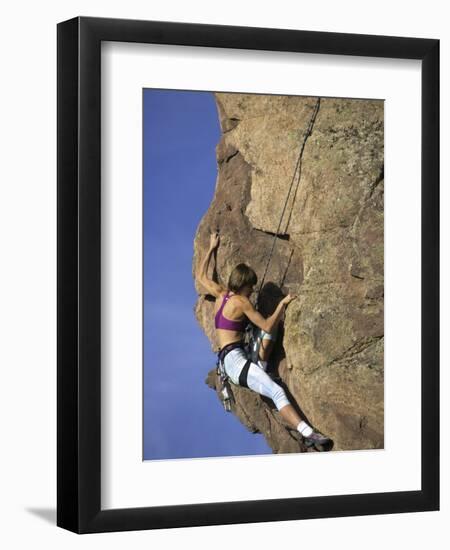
[[197, 231, 331, 450]]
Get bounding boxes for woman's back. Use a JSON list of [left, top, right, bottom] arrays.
[[214, 291, 247, 348]]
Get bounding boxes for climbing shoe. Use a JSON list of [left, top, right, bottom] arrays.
[[303, 430, 332, 451]]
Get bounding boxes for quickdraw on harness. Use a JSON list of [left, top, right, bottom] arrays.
[[245, 323, 265, 363], [216, 341, 251, 412]]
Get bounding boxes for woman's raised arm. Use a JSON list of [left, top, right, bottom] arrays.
[[240, 294, 296, 333], [196, 232, 225, 298]]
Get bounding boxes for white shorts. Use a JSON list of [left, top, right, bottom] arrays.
[[223, 347, 290, 411]]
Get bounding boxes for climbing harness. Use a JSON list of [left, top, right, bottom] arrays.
[[216, 341, 251, 411], [216, 358, 232, 412], [216, 371, 233, 412]]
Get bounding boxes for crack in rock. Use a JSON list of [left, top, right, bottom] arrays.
[[253, 227, 290, 240], [328, 336, 384, 368], [368, 165, 384, 198], [220, 149, 240, 164], [283, 98, 322, 234]]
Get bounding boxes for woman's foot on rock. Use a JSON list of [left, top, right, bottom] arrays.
[[303, 430, 333, 451]]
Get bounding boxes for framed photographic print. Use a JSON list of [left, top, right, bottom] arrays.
[[57, 16, 439, 533]]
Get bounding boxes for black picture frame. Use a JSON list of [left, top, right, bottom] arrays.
[[57, 16, 439, 534]]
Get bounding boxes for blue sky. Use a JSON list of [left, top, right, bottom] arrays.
[[143, 89, 271, 460]]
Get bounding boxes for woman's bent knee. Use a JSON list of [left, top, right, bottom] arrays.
[[246, 363, 290, 411], [272, 384, 290, 411]]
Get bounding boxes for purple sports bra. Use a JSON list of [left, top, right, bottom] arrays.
[[215, 291, 247, 332]]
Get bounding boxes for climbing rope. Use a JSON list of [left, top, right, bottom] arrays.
[[256, 97, 321, 305]]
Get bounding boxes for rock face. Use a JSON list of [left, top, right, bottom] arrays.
[[193, 93, 384, 452]]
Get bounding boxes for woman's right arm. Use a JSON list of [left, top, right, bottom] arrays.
[[241, 294, 296, 333], [196, 232, 225, 298]]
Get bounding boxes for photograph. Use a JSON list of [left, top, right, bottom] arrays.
[[54, 12, 439, 535], [143, 89, 384, 460]]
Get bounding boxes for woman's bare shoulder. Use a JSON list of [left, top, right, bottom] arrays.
[[217, 289, 228, 300], [232, 294, 251, 308]]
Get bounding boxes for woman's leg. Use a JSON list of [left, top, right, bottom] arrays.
[[255, 328, 278, 369], [255, 341, 320, 434], [258, 337, 274, 362], [246, 363, 306, 430], [224, 349, 320, 437], [222, 349, 245, 386]]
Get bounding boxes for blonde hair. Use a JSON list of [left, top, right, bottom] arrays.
[[228, 263, 257, 293]]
